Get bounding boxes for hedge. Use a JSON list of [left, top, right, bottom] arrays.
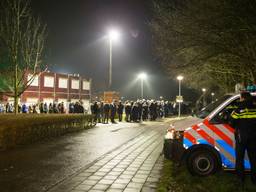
[[0, 114, 95, 150]]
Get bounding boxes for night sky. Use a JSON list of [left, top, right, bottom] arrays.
[[31, 0, 194, 101]]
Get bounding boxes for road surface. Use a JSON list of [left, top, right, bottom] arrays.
[[0, 119, 173, 192]]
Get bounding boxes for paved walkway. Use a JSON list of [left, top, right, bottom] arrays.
[[48, 129, 164, 192]]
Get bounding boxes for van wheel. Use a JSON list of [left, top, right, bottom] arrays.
[[187, 150, 219, 176]]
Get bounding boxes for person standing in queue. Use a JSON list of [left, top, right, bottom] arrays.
[[138, 100, 143, 122], [131, 102, 139, 122], [103, 102, 110, 124], [117, 101, 124, 122], [231, 91, 256, 184], [142, 101, 149, 121], [92, 101, 98, 122], [110, 100, 117, 124], [125, 101, 131, 122]]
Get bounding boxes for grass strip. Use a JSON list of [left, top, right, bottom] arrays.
[[157, 159, 256, 192]]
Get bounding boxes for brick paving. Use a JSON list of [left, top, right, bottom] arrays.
[[48, 129, 164, 192]]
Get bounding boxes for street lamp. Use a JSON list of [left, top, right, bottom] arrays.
[[138, 73, 147, 99], [177, 75, 184, 118], [202, 88, 207, 107], [108, 29, 120, 89], [211, 92, 215, 103]]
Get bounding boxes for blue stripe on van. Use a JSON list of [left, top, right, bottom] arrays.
[[183, 138, 193, 149], [216, 140, 251, 169], [220, 153, 235, 168], [197, 139, 210, 145], [216, 140, 235, 158]]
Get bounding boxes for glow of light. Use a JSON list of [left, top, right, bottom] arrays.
[[138, 73, 147, 80], [202, 88, 206, 92], [108, 29, 120, 41], [177, 75, 184, 81]]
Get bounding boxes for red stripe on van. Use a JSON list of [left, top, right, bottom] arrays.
[[184, 132, 196, 144], [192, 124, 215, 145], [223, 124, 235, 134], [203, 120, 233, 147]]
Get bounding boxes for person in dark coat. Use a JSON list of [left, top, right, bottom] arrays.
[[137, 101, 143, 122], [76, 102, 84, 113], [117, 101, 124, 122], [142, 102, 149, 121], [131, 102, 139, 122], [103, 103, 110, 124], [53, 103, 59, 113], [43, 103, 48, 113], [69, 103, 74, 113], [99, 102, 104, 123], [49, 103, 53, 113], [110, 100, 117, 123], [92, 102, 99, 122], [149, 101, 157, 121], [39, 103, 44, 113], [125, 101, 132, 122], [21, 103, 27, 113], [164, 101, 169, 117], [231, 91, 256, 184]]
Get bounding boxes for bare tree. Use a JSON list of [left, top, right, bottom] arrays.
[[0, 0, 47, 114], [150, 0, 256, 94]]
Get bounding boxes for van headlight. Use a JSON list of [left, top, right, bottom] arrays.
[[165, 128, 176, 139]]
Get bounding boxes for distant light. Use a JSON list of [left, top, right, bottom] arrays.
[[108, 29, 120, 41], [211, 92, 215, 96], [177, 75, 184, 81], [202, 88, 206, 92], [138, 73, 147, 80]]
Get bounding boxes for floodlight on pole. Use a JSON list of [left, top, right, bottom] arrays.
[[211, 92, 215, 103], [138, 73, 147, 80], [202, 88, 207, 107], [177, 75, 184, 118], [108, 29, 120, 41], [177, 75, 184, 81], [138, 73, 147, 99], [107, 29, 121, 89]]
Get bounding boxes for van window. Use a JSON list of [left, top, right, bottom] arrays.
[[196, 95, 232, 119], [211, 98, 240, 124], [210, 95, 256, 124]]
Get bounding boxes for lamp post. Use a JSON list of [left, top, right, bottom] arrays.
[[211, 92, 215, 103], [108, 29, 120, 90], [138, 73, 147, 99], [202, 88, 206, 107], [177, 75, 184, 118]]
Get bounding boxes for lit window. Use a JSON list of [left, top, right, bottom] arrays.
[[58, 78, 68, 88], [83, 80, 90, 90], [71, 79, 79, 89], [28, 74, 39, 86], [44, 76, 54, 87]]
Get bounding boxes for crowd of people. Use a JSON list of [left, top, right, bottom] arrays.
[[0, 101, 85, 114], [90, 99, 191, 124], [0, 99, 192, 120]]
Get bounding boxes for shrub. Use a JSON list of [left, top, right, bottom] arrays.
[[0, 114, 95, 150]]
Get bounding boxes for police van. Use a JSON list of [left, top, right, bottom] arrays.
[[163, 92, 256, 176]]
